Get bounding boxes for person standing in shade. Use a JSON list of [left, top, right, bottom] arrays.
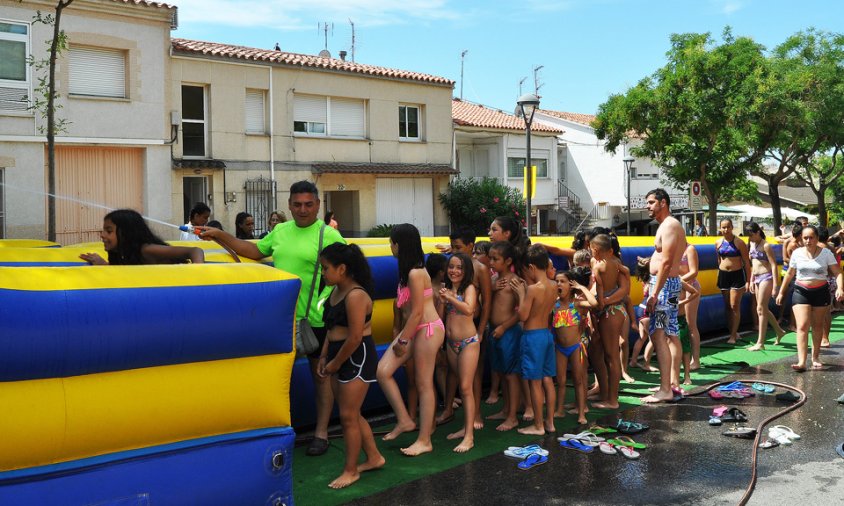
[[694, 217, 707, 237], [235, 212, 255, 240], [200, 181, 345, 456], [259, 211, 286, 239], [180, 202, 211, 241]]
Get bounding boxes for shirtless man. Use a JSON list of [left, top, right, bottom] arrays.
[[642, 189, 686, 404]]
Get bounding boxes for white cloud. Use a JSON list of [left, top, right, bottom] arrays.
[[712, 0, 744, 15], [175, 0, 459, 30]]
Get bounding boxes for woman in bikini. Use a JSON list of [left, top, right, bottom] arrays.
[[376, 224, 445, 456], [437, 253, 479, 452], [745, 222, 786, 351], [553, 267, 599, 425], [716, 219, 751, 344], [316, 243, 384, 489]]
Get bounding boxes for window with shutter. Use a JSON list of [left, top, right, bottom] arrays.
[[293, 94, 327, 135], [0, 21, 30, 113], [69, 47, 126, 98], [293, 94, 365, 137], [329, 97, 365, 137], [245, 89, 265, 134]]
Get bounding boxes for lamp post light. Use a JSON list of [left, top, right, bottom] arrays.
[[517, 93, 540, 237], [623, 156, 635, 236]]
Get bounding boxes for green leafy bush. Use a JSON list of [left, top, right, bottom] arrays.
[[367, 224, 396, 237], [439, 177, 526, 235]]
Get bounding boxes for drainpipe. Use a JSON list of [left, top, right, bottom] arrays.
[[269, 66, 276, 210]]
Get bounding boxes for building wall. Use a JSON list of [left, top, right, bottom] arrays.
[[169, 55, 454, 236], [0, 0, 174, 240]]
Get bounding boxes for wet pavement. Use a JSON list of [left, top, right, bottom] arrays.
[[348, 342, 844, 505]]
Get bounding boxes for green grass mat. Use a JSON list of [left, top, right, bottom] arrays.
[[293, 320, 844, 505]]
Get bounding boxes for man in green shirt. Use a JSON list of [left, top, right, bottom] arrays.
[[201, 181, 345, 456]]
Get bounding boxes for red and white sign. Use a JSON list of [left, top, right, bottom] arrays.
[[689, 181, 702, 211]]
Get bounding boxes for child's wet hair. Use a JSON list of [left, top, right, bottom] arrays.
[[525, 244, 550, 270], [568, 266, 591, 287], [103, 209, 167, 265], [591, 234, 612, 252], [636, 256, 651, 283], [425, 253, 449, 279], [473, 240, 491, 255], [489, 240, 516, 262], [445, 253, 475, 294], [319, 243, 375, 296], [572, 248, 592, 266]]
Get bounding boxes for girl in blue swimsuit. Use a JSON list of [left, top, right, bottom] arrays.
[[437, 253, 479, 453], [716, 219, 751, 344], [552, 267, 599, 425]]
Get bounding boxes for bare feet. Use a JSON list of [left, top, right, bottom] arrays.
[[726, 337, 738, 345], [328, 470, 360, 489], [436, 410, 454, 425], [517, 425, 545, 436], [446, 428, 464, 440], [622, 371, 636, 383], [682, 377, 692, 385], [568, 406, 589, 415], [591, 401, 619, 409], [453, 438, 474, 453], [357, 455, 386, 473], [648, 386, 660, 392], [577, 415, 587, 424], [689, 363, 701, 371], [554, 409, 566, 418], [382, 421, 416, 441], [473, 418, 484, 430], [820, 339, 831, 348], [400, 441, 433, 457], [746, 343, 764, 351], [810, 361, 824, 370], [545, 422, 556, 433], [484, 395, 500, 405], [486, 410, 506, 420], [522, 409, 535, 422], [495, 418, 518, 431], [791, 363, 806, 372], [642, 390, 674, 403]]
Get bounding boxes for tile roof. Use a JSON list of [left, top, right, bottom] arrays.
[[112, 0, 175, 9], [312, 162, 457, 175], [538, 109, 596, 126], [452, 99, 563, 134], [171, 39, 454, 86]]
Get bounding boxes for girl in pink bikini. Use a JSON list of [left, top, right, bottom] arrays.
[[376, 224, 445, 456]]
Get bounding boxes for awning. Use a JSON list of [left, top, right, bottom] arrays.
[[312, 162, 458, 175], [702, 204, 742, 213]]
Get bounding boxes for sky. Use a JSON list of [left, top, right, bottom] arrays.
[[171, 0, 842, 116]]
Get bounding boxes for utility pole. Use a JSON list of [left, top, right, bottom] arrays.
[[460, 50, 468, 99]]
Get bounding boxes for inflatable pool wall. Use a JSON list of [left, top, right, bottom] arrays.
[[0, 264, 299, 505], [0, 236, 773, 430]]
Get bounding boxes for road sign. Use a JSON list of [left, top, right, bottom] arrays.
[[690, 181, 702, 211]]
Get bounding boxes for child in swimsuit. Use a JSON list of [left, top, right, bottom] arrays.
[[376, 224, 444, 457], [437, 253, 480, 452], [316, 243, 384, 489], [552, 267, 599, 425], [589, 234, 629, 410], [485, 240, 523, 432], [630, 257, 653, 372], [424, 253, 449, 425], [510, 245, 559, 435]]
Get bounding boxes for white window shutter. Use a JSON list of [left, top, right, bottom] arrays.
[[294, 94, 327, 123], [330, 98, 364, 137], [245, 90, 265, 133], [69, 47, 125, 98]]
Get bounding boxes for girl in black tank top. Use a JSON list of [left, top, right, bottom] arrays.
[[316, 243, 384, 489]]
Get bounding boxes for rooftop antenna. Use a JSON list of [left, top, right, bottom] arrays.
[[318, 22, 334, 58], [518, 76, 527, 96], [533, 65, 544, 97], [349, 19, 356, 62], [460, 49, 468, 99]]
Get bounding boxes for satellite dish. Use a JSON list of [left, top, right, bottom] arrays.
[[318, 49, 331, 58]]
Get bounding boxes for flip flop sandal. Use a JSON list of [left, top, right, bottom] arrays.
[[721, 408, 749, 423], [517, 452, 548, 470], [598, 441, 618, 455], [759, 439, 780, 449], [504, 445, 549, 459], [615, 419, 649, 435], [709, 390, 725, 400], [587, 425, 618, 435], [559, 438, 594, 453], [712, 405, 729, 417], [751, 382, 767, 392], [609, 436, 648, 449], [557, 431, 604, 443], [616, 445, 640, 459], [718, 381, 746, 391], [709, 416, 723, 426], [775, 391, 800, 403], [768, 428, 792, 446], [723, 426, 757, 439], [763, 384, 776, 394], [574, 434, 605, 447], [769, 425, 801, 441], [837, 393, 844, 404], [837, 441, 844, 459]]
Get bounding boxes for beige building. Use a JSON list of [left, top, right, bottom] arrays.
[[0, 0, 176, 243], [169, 39, 456, 238]]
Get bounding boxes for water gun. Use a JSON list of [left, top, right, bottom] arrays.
[[179, 224, 201, 236]]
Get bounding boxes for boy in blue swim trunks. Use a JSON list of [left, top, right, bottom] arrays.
[[510, 245, 558, 435], [486, 241, 523, 431]]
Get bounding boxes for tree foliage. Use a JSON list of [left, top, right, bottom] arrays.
[[439, 177, 525, 235]]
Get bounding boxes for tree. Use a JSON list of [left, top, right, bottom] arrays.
[[594, 29, 769, 234], [759, 29, 844, 230], [438, 177, 525, 235], [25, 1, 75, 241], [795, 150, 843, 227]]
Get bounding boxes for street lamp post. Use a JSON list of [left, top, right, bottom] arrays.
[[517, 93, 540, 237], [623, 156, 635, 236]]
